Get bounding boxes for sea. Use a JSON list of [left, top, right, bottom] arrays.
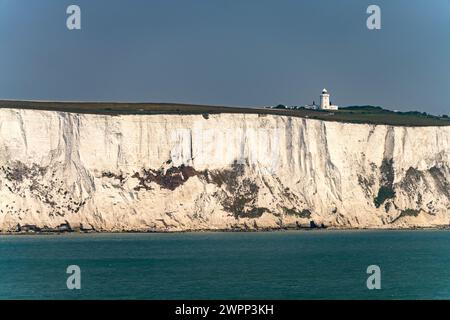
[[0, 230, 449, 299]]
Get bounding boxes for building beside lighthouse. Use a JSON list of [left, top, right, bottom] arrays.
[[319, 88, 338, 110]]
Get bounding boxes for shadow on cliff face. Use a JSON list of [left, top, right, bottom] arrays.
[[427, 166, 450, 199], [131, 165, 203, 191], [206, 162, 268, 218], [370, 158, 450, 223], [2, 161, 46, 185], [130, 161, 318, 221], [373, 158, 396, 208], [394, 164, 450, 220], [130, 161, 268, 219], [1, 161, 86, 218], [2, 160, 342, 227], [102, 171, 126, 186], [1, 160, 276, 222]]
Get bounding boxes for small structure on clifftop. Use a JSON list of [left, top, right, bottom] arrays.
[[319, 88, 339, 110]]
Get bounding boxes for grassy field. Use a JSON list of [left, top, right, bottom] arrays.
[[0, 100, 449, 127]]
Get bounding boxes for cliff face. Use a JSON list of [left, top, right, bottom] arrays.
[[0, 108, 448, 231]]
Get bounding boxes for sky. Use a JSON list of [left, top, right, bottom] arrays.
[[0, 0, 449, 115]]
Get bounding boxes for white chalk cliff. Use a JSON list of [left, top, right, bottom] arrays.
[[0, 108, 448, 231]]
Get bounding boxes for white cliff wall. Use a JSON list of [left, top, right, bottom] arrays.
[[0, 108, 448, 231]]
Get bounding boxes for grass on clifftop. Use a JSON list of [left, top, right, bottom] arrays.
[[326, 105, 449, 126], [0, 100, 449, 127]]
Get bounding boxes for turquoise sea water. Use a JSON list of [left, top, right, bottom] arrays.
[[0, 230, 449, 299]]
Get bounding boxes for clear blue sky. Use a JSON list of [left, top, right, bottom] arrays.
[[0, 0, 449, 115]]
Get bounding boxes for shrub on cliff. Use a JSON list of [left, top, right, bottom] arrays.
[[374, 186, 395, 208]]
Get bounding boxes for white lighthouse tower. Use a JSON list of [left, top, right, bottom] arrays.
[[320, 88, 330, 109], [319, 88, 338, 110]]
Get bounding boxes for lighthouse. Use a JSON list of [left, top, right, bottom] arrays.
[[319, 88, 338, 110], [320, 89, 330, 109]]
